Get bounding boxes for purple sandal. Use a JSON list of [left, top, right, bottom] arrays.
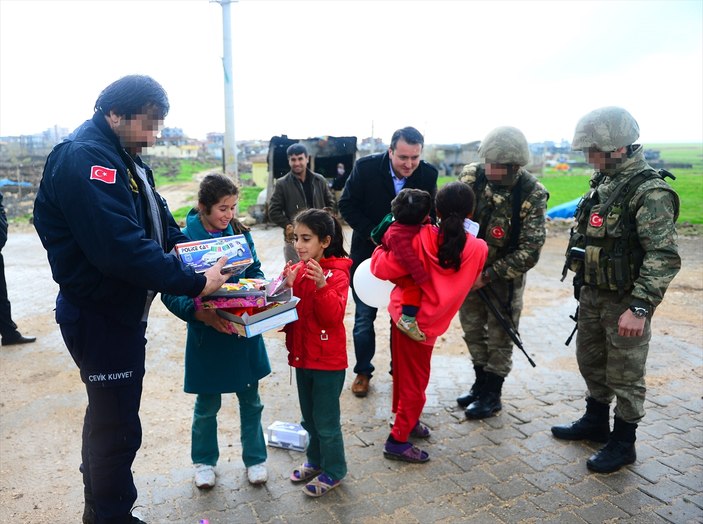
[[383, 440, 430, 463], [410, 421, 431, 439]]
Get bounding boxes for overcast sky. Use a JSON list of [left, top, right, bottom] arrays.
[[1, 0, 701, 145]]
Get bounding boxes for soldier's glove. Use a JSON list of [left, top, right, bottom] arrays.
[[459, 162, 481, 184], [285, 224, 295, 243]]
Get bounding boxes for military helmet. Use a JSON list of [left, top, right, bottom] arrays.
[[571, 106, 640, 152], [478, 126, 530, 166]]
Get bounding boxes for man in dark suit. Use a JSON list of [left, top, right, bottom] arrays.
[[339, 127, 438, 397]]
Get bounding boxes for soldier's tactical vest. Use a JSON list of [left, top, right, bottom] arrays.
[[470, 167, 540, 262], [565, 169, 679, 295]]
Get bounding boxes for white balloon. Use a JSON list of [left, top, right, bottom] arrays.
[[352, 258, 395, 309]]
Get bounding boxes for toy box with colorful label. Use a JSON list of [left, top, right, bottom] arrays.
[[175, 234, 253, 275], [216, 296, 299, 338]]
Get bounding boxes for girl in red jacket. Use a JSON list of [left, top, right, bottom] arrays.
[[371, 182, 488, 462], [283, 208, 352, 496]]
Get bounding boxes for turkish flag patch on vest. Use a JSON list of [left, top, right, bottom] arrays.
[[490, 226, 505, 239], [90, 165, 117, 184], [589, 213, 604, 228]]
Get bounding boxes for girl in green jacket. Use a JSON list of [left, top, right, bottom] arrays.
[[162, 174, 271, 489]]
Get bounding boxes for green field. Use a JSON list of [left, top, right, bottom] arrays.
[[437, 144, 702, 224], [150, 158, 220, 186], [161, 143, 702, 226]]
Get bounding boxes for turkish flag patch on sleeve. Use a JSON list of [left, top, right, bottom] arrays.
[[90, 165, 117, 184]]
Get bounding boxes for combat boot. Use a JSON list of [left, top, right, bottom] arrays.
[[456, 366, 485, 408], [551, 397, 610, 443], [586, 417, 637, 473], [464, 371, 503, 419]]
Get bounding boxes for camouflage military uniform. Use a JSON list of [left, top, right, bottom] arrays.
[[458, 163, 548, 377], [574, 146, 680, 423]]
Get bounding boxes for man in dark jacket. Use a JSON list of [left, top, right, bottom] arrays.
[[33, 75, 228, 524], [339, 127, 438, 397], [0, 192, 35, 346], [267, 143, 335, 263]]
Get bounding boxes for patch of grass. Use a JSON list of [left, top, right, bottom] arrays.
[[150, 159, 220, 186], [539, 172, 702, 224], [437, 175, 455, 188], [170, 205, 193, 226], [648, 143, 703, 171], [239, 186, 264, 214]]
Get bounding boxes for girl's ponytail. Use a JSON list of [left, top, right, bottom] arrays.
[[436, 182, 476, 271]]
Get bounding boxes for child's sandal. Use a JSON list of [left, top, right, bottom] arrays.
[[290, 463, 321, 483], [303, 473, 341, 497]]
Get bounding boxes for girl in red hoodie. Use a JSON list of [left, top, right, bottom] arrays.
[[371, 182, 488, 462], [283, 208, 352, 496]]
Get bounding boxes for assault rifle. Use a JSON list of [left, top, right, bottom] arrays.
[[477, 287, 536, 368], [562, 246, 585, 346]]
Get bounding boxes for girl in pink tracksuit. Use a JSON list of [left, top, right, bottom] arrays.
[[371, 182, 488, 462]]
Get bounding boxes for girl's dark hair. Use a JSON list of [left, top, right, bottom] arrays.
[[294, 208, 348, 258], [197, 173, 249, 233], [391, 188, 432, 225], [435, 182, 476, 271], [94, 75, 170, 120]]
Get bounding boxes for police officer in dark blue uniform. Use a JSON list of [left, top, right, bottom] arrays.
[[34, 75, 229, 524]]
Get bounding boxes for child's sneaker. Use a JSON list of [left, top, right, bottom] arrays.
[[194, 463, 216, 489], [246, 463, 268, 485], [396, 316, 426, 341]]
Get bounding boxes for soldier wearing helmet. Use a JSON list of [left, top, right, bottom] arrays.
[[456, 126, 548, 420], [551, 107, 681, 474]]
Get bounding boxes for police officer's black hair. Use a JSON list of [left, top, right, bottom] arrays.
[[286, 143, 308, 157], [294, 208, 348, 258], [390, 126, 424, 150], [391, 188, 432, 225], [435, 182, 476, 271], [94, 75, 170, 120], [197, 173, 249, 233]]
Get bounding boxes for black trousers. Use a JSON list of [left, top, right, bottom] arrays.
[[0, 252, 19, 339], [57, 293, 146, 524]]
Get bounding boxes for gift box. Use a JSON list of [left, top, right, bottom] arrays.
[[216, 297, 299, 338], [175, 234, 253, 275], [197, 274, 291, 310], [266, 421, 309, 452]]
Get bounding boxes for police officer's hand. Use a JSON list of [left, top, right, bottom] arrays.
[[200, 256, 230, 297], [194, 308, 233, 335], [618, 309, 646, 337]]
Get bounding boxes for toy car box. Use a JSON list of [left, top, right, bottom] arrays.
[[175, 234, 253, 275], [216, 296, 299, 338], [266, 421, 309, 452]]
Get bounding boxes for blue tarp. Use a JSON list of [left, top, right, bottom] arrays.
[[547, 197, 580, 219], [0, 178, 32, 188]]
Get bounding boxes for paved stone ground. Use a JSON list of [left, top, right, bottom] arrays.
[[1, 224, 701, 523]]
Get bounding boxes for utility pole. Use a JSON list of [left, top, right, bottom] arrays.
[[213, 0, 238, 181]]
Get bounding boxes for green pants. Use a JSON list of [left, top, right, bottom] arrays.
[[295, 368, 347, 481], [576, 286, 651, 423], [191, 384, 267, 467], [459, 275, 525, 378]]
